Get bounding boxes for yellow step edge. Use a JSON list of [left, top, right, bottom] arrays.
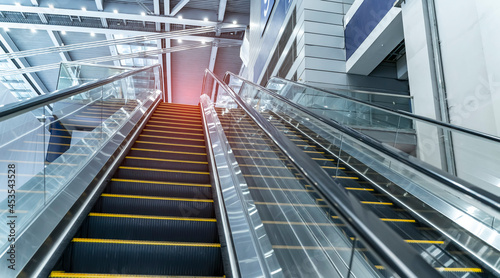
[[125, 156, 208, 164], [321, 166, 345, 170], [131, 148, 207, 156], [332, 176, 359, 180], [153, 111, 201, 118], [72, 238, 220, 248], [149, 119, 201, 124], [139, 134, 205, 142], [101, 193, 214, 203], [146, 124, 203, 132], [311, 158, 335, 161], [119, 166, 209, 175], [143, 129, 203, 137], [111, 178, 211, 187], [360, 201, 393, 205], [254, 202, 327, 208], [88, 212, 216, 222], [243, 174, 303, 180], [147, 121, 202, 127], [404, 239, 445, 244], [135, 141, 206, 148], [374, 266, 483, 273], [151, 115, 202, 121], [344, 187, 374, 191]]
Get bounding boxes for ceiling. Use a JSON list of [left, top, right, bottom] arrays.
[[0, 0, 249, 105]]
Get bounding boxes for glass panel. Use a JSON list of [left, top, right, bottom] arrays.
[[0, 66, 161, 254]]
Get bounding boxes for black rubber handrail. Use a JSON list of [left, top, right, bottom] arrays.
[[206, 69, 441, 278], [226, 72, 500, 212], [270, 76, 500, 143], [0, 64, 160, 121]]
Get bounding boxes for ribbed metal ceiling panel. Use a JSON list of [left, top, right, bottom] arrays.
[[214, 45, 242, 79], [59, 32, 113, 65]]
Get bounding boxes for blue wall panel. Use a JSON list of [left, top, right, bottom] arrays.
[[345, 0, 394, 59]]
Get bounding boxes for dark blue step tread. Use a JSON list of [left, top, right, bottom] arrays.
[[49, 271, 224, 277], [82, 213, 218, 243], [95, 194, 215, 218], [68, 238, 222, 276]]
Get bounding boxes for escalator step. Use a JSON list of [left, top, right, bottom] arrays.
[[114, 166, 211, 184], [121, 156, 209, 172], [133, 141, 206, 153], [80, 213, 218, 243], [49, 271, 224, 277], [67, 238, 223, 276], [127, 149, 208, 162], [106, 179, 212, 199], [93, 194, 215, 218], [137, 134, 206, 145]]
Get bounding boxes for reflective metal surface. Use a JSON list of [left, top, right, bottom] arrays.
[[204, 70, 440, 278], [200, 94, 282, 278]]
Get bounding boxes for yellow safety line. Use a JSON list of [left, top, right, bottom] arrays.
[[126, 156, 208, 164], [72, 238, 220, 247], [322, 166, 345, 170], [405, 239, 444, 244], [244, 174, 303, 180], [88, 212, 216, 222], [151, 115, 202, 121], [254, 202, 327, 208], [146, 124, 203, 131], [111, 178, 211, 187], [360, 201, 393, 205], [139, 134, 205, 142], [344, 187, 374, 191], [148, 121, 202, 127], [332, 176, 359, 180], [131, 148, 207, 156], [101, 193, 214, 203], [262, 221, 338, 226], [9, 149, 88, 156], [153, 112, 201, 119], [135, 141, 206, 148], [149, 119, 201, 124], [374, 266, 482, 273], [380, 218, 416, 223], [119, 166, 209, 175], [143, 129, 203, 137], [311, 158, 334, 161], [248, 187, 314, 192]]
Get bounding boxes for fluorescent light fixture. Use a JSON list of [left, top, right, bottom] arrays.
[[14, 3, 21, 6], [61, 30, 66, 35], [3, 27, 9, 32], [113, 9, 118, 14], [81, 7, 87, 11], [178, 15, 183, 20], [90, 32, 95, 37], [201, 41, 206, 44], [177, 39, 182, 43], [141, 12, 146, 16], [203, 17, 208, 22], [233, 20, 237, 24]]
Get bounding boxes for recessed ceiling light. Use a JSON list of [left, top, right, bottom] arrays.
[[113, 9, 118, 14], [177, 39, 182, 43], [90, 32, 95, 37], [201, 41, 206, 44], [14, 3, 21, 6], [3, 27, 9, 32], [178, 15, 183, 20], [48, 4, 54, 9], [203, 17, 208, 22], [81, 7, 87, 11], [141, 12, 146, 16], [232, 20, 237, 24], [61, 30, 66, 35], [31, 28, 36, 33]]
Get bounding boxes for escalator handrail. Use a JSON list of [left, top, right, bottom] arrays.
[[0, 64, 161, 122], [225, 72, 500, 210], [268, 76, 500, 143], [207, 69, 441, 278]]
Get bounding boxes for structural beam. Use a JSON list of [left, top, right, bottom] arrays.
[[30, 0, 39, 6], [208, 43, 218, 72], [170, 0, 190, 16], [164, 0, 173, 103], [47, 31, 71, 62], [0, 4, 237, 27], [105, 34, 121, 67], [218, 0, 228, 22], [95, 0, 104, 11], [0, 30, 48, 94]]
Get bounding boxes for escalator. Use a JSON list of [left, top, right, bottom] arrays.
[[214, 106, 487, 277], [49, 103, 224, 277]]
